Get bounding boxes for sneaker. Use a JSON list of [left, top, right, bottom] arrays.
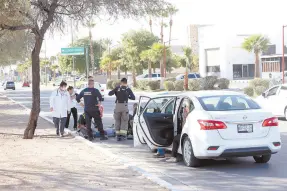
[[153, 153, 165, 158], [60, 134, 64, 137], [121, 136, 127, 141], [166, 157, 178, 163], [88, 137, 94, 141], [117, 136, 121, 141], [100, 136, 108, 141]]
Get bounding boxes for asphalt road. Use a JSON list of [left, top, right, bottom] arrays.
[[2, 85, 287, 191]]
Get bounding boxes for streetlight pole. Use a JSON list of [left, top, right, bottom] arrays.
[[45, 39, 47, 86], [71, 19, 76, 87], [283, 25, 286, 84]]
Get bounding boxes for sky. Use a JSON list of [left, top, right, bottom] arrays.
[[42, 0, 287, 58]]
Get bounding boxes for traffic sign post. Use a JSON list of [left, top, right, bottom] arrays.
[[61, 47, 85, 56]]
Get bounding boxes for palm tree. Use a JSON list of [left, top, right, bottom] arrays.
[[242, 34, 270, 78], [140, 49, 153, 78], [167, 6, 178, 46], [183, 47, 192, 90], [50, 65, 59, 80], [149, 16, 153, 33]]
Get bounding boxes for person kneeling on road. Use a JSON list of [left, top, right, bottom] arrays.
[[109, 78, 135, 141], [76, 78, 108, 141]]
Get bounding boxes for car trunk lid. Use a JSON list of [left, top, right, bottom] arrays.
[[208, 110, 271, 140]]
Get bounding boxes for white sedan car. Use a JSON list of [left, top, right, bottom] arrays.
[[133, 91, 281, 167], [256, 84, 287, 120], [75, 82, 105, 101]]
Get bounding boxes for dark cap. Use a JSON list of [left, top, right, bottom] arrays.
[[121, 78, 127, 84]]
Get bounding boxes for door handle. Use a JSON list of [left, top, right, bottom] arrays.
[[164, 116, 172, 119]]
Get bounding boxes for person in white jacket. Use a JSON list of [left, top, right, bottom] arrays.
[[49, 81, 71, 137]]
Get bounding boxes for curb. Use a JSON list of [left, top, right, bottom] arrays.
[[2, 94, 185, 191]]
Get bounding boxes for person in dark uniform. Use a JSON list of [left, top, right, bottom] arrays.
[[76, 78, 108, 141], [109, 78, 135, 141]]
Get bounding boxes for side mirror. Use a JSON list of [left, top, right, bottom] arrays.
[[262, 92, 266, 98]]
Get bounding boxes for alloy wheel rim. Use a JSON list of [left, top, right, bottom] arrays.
[[184, 140, 191, 163]]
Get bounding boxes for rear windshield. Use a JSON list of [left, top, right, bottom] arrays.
[[197, 95, 261, 111], [7, 82, 14, 85], [195, 74, 200, 78]]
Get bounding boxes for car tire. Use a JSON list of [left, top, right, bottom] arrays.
[[253, 154, 271, 163], [182, 136, 201, 167], [13, 88, 15, 90], [4, 88, 6, 90]]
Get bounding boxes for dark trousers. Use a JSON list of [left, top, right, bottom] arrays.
[[66, 107, 78, 129], [85, 108, 104, 139], [53, 117, 67, 135], [171, 134, 181, 157]]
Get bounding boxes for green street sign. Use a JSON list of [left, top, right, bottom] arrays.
[[61, 47, 85, 55]]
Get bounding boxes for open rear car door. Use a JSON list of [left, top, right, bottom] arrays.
[[133, 96, 177, 149]]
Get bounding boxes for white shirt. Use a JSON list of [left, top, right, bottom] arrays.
[[49, 89, 71, 118]]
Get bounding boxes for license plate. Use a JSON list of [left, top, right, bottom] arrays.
[[237, 124, 253, 133]]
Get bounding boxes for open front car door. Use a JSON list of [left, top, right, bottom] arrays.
[[134, 96, 177, 149]]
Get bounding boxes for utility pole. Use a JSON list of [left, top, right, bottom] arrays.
[[45, 39, 47, 86], [71, 19, 76, 87], [163, 42, 166, 78], [85, 46, 89, 78], [283, 25, 286, 84]]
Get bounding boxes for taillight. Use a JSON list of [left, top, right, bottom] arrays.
[[101, 89, 104, 92], [262, 117, 278, 127], [198, 120, 227, 130]]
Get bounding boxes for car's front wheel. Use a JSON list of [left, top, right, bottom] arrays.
[[253, 154, 271, 163], [182, 137, 201, 167]]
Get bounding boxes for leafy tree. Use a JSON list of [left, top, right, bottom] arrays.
[[16, 59, 32, 80], [58, 55, 72, 74], [140, 49, 153, 77], [121, 30, 159, 86], [192, 55, 199, 72], [100, 47, 122, 79], [50, 64, 59, 80], [0, 0, 170, 139], [242, 34, 270, 78]]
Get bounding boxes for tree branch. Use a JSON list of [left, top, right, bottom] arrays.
[[0, 24, 33, 31]]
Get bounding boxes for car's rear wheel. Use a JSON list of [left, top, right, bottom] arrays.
[[253, 154, 271, 163], [182, 137, 201, 167]]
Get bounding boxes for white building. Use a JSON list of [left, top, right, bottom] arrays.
[[198, 25, 256, 80]]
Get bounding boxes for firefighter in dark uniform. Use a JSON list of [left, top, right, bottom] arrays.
[[76, 78, 108, 141], [109, 78, 135, 141]]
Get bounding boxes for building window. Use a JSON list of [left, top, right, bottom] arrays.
[[206, 66, 220, 73], [233, 64, 255, 79], [262, 62, 280, 72]]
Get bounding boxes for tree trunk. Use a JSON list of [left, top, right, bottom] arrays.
[[53, 70, 56, 80], [132, 67, 137, 87], [148, 61, 152, 78], [125, 70, 127, 76], [153, 67, 156, 73], [160, 18, 164, 43], [169, 18, 173, 46], [24, 35, 42, 139], [117, 66, 120, 80], [149, 17, 153, 34], [255, 52, 260, 78]]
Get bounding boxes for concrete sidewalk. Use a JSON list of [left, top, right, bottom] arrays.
[[0, 95, 166, 191]]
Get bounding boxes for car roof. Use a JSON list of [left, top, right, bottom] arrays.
[[143, 90, 243, 99]]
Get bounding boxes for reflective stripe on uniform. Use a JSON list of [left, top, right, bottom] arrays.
[[116, 130, 127, 136]]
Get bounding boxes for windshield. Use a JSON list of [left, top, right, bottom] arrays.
[[7, 82, 14, 85], [197, 95, 261, 111]]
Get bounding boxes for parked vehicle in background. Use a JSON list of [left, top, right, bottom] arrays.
[[136, 73, 161, 80], [134, 91, 281, 167], [256, 84, 287, 120], [75, 82, 105, 101], [4, 81, 15, 90], [22, 81, 30, 87], [176, 73, 201, 80]]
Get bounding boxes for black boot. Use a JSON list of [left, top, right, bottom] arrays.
[[100, 135, 108, 140]]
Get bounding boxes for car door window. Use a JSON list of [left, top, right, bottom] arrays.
[[188, 74, 196, 78], [267, 86, 279, 97], [144, 97, 174, 114], [152, 74, 157, 78], [278, 86, 287, 97], [164, 99, 176, 114]]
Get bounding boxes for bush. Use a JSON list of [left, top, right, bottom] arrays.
[[148, 80, 160, 90], [112, 80, 121, 89], [164, 77, 176, 82], [244, 86, 254, 97], [164, 81, 175, 91], [107, 80, 114, 90], [217, 78, 230, 89], [199, 76, 218, 90], [136, 80, 150, 90], [174, 80, 184, 91], [188, 79, 200, 91], [249, 78, 269, 89], [255, 86, 267, 96]]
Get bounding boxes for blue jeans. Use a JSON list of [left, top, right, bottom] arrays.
[[53, 117, 67, 135]]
